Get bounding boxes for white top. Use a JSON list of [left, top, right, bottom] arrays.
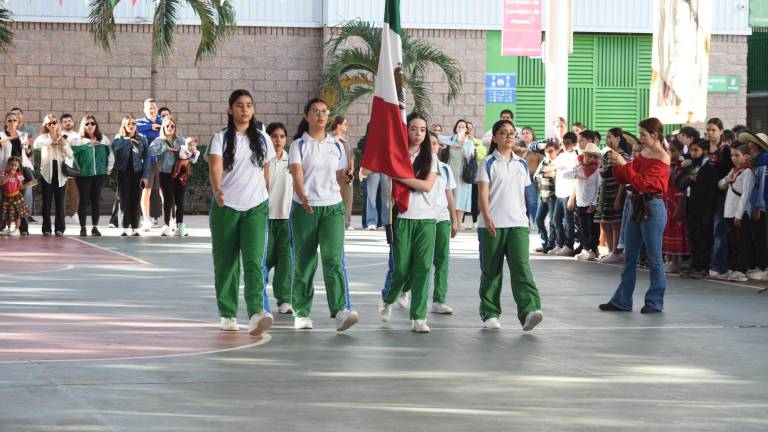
[[574, 165, 601, 207], [288, 132, 347, 206], [268, 150, 293, 219], [209, 129, 276, 212], [475, 150, 530, 229], [33, 133, 74, 185], [399, 151, 439, 220], [720, 168, 755, 219], [0, 131, 34, 173], [553, 149, 579, 198], [435, 161, 457, 222]]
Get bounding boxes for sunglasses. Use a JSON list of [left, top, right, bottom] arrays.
[[309, 109, 330, 117], [127, 122, 137, 126], [47, 120, 58, 126], [6, 119, 17, 123], [85, 121, 96, 127], [165, 124, 176, 129]]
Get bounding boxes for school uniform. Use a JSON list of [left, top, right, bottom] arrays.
[[266, 150, 293, 307], [433, 161, 457, 304], [476, 150, 542, 325], [381, 151, 439, 321], [208, 129, 276, 319], [288, 132, 353, 319]]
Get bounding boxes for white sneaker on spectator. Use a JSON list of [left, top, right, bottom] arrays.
[[220, 317, 239, 331], [278, 303, 293, 314], [8, 229, 19, 237], [601, 253, 622, 264], [160, 225, 172, 236], [294, 316, 313, 330], [248, 312, 273, 336], [108, 223, 117, 228], [0, 227, 10, 236], [549, 246, 562, 255], [483, 317, 502, 330], [555, 246, 573, 256], [121, 228, 130, 237], [586, 250, 597, 261], [335, 309, 359, 331], [411, 319, 430, 333], [170, 218, 177, 231], [346, 225, 355, 231], [377, 299, 392, 322], [141, 220, 152, 231], [397, 291, 410, 309], [728, 271, 748, 282], [709, 270, 730, 280], [431, 302, 454, 314], [366, 225, 376, 231], [522, 310, 544, 331], [747, 269, 768, 281], [575, 250, 591, 261]]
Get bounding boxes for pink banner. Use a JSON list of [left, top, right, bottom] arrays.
[[502, 0, 542, 57]]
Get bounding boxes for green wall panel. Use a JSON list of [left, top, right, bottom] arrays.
[[515, 87, 546, 134], [569, 35, 595, 87], [569, 87, 594, 128], [484, 31, 518, 131], [597, 37, 638, 88], [748, 29, 768, 93]]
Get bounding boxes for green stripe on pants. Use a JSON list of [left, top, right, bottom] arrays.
[[479, 227, 541, 324], [267, 219, 292, 306], [383, 218, 437, 320], [210, 201, 269, 319], [290, 202, 349, 318], [432, 220, 451, 303]]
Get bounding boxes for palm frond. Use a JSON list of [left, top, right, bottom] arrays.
[[152, 0, 181, 64], [88, 0, 117, 53], [404, 39, 463, 104], [0, 6, 14, 53], [332, 84, 375, 117], [405, 75, 433, 116], [188, 0, 235, 64], [325, 19, 381, 58], [319, 47, 378, 91]]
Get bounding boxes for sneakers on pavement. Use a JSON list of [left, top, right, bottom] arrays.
[[335, 309, 359, 331], [397, 291, 410, 309], [278, 303, 294, 314], [377, 299, 392, 322], [411, 319, 430, 333], [483, 317, 502, 330], [160, 225, 172, 236], [430, 302, 454, 314], [522, 310, 543, 331], [728, 271, 748, 282], [248, 312, 273, 336], [294, 316, 313, 330], [220, 317, 239, 331]]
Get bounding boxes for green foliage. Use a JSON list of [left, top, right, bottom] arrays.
[[0, 6, 15, 53], [320, 20, 463, 117]]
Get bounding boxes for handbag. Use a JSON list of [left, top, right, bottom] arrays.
[[62, 158, 80, 178], [461, 150, 478, 184]]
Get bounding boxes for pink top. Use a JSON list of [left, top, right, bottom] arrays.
[[2, 171, 23, 196]]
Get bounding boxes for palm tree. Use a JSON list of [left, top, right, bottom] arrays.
[[0, 5, 15, 53], [88, 0, 236, 98], [320, 20, 463, 117]]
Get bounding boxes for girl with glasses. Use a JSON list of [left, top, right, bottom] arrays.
[[33, 114, 74, 236], [72, 115, 113, 236]]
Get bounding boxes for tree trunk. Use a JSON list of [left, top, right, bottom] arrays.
[[150, 54, 158, 98]]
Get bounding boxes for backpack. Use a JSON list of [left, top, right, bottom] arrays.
[[461, 150, 478, 184]]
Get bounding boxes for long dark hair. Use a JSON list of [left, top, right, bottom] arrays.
[[223, 89, 266, 172], [489, 119, 515, 154], [294, 98, 328, 140], [608, 127, 631, 155], [407, 112, 433, 180]]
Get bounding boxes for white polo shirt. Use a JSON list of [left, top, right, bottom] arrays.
[[475, 150, 530, 229], [436, 161, 457, 222], [288, 132, 347, 206], [574, 165, 601, 207], [268, 150, 292, 219], [209, 129, 276, 212], [553, 149, 578, 199], [399, 151, 440, 220]]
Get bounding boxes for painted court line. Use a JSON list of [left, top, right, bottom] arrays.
[[66, 237, 151, 265]]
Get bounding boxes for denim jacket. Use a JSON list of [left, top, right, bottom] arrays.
[[112, 134, 150, 178], [149, 137, 199, 173]]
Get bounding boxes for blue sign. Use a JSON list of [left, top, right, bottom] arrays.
[[485, 73, 517, 104]]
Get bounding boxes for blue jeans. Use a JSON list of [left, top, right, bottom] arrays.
[[365, 173, 390, 228], [535, 198, 557, 249], [524, 182, 539, 227], [710, 203, 728, 274], [608, 198, 667, 311], [553, 197, 575, 249]]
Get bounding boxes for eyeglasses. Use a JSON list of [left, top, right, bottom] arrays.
[[166, 125, 176, 129], [6, 119, 17, 123], [85, 121, 96, 127], [309, 109, 330, 117], [496, 130, 515, 138], [47, 120, 58, 126]]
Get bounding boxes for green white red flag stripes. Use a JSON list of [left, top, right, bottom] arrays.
[[361, 0, 414, 213]]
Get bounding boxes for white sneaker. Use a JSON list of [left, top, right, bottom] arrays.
[[121, 228, 130, 237], [397, 291, 410, 309], [108, 223, 117, 228], [431, 302, 454, 314], [8, 229, 20, 237], [377, 299, 392, 322], [586, 250, 597, 261], [335, 309, 359, 331], [366, 225, 377, 231], [522, 310, 544, 331], [411, 319, 430, 333], [220, 317, 239, 331], [747, 269, 768, 281], [728, 271, 748, 282], [710, 270, 730, 280], [294, 316, 313, 330], [549, 246, 562, 255], [346, 225, 355, 231], [483, 317, 502, 330], [0, 227, 10, 236], [160, 225, 172, 236], [575, 250, 591, 261], [170, 218, 177, 231], [141, 220, 152, 231], [247, 312, 273, 336], [555, 246, 573, 256], [278, 303, 294, 314]]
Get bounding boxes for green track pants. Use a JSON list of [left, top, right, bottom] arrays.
[[210, 201, 270, 319], [383, 218, 437, 320], [266, 219, 292, 306], [289, 202, 351, 318], [478, 227, 541, 324], [432, 220, 451, 303]]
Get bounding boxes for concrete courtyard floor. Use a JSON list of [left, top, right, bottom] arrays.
[[1, 215, 767, 431]]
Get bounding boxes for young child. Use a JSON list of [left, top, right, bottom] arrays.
[[744, 132, 768, 280], [679, 139, 720, 278], [171, 137, 198, 187], [533, 139, 559, 253], [569, 142, 601, 261], [266, 122, 294, 314], [1, 156, 31, 236], [718, 143, 755, 282], [662, 139, 689, 273]]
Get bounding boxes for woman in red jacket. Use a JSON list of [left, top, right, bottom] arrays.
[[600, 118, 670, 314]]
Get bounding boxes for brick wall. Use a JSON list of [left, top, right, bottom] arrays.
[[703, 34, 748, 129]]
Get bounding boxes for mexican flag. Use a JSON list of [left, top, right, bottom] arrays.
[[361, 0, 413, 214]]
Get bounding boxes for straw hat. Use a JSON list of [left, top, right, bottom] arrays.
[[582, 142, 602, 156], [738, 131, 768, 152]]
